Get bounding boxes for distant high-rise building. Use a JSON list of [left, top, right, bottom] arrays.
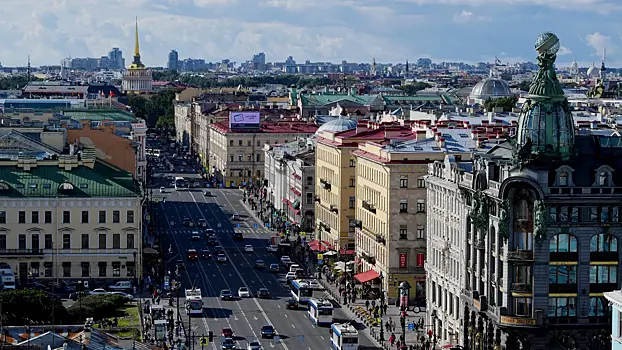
[[168, 50, 179, 70], [108, 47, 124, 70], [417, 58, 432, 67], [252, 52, 266, 71]]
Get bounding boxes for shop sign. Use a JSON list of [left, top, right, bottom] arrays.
[[399, 253, 407, 267], [499, 316, 536, 326]]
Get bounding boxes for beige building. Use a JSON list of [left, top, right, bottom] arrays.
[[209, 120, 317, 187], [122, 19, 152, 93], [0, 131, 143, 286]]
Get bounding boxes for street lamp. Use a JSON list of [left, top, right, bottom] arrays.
[[398, 281, 412, 346], [133, 251, 138, 293]]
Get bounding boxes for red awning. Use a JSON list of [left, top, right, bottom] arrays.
[[308, 240, 320, 246], [282, 198, 289, 204], [339, 249, 355, 255], [354, 270, 380, 283], [290, 187, 301, 196], [294, 210, 301, 215]]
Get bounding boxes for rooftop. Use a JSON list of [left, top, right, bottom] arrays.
[[60, 109, 138, 122], [23, 85, 89, 94], [210, 120, 318, 134]]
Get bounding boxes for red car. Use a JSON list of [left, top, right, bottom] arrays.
[[221, 328, 234, 338]]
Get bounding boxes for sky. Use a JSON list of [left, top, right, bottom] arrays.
[[1, 0, 621, 68]]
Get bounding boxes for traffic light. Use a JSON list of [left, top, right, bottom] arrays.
[[208, 331, 213, 342]]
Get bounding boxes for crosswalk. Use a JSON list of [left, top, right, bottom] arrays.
[[165, 228, 271, 237]]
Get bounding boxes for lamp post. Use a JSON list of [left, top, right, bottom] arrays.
[[133, 251, 138, 293], [398, 281, 412, 347]]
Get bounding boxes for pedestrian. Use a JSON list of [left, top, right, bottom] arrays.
[[389, 333, 396, 345], [365, 300, 370, 310], [385, 321, 390, 332], [384, 303, 388, 315], [396, 339, 401, 349]]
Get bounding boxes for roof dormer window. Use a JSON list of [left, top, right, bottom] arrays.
[[592, 165, 614, 187], [599, 172, 607, 186], [559, 172, 568, 186], [554, 166, 575, 187]]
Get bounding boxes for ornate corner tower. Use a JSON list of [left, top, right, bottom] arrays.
[[515, 32, 575, 167]]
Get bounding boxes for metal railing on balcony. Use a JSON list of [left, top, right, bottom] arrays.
[[507, 250, 534, 262], [362, 200, 376, 214], [44, 248, 135, 255], [0, 249, 43, 256], [510, 283, 533, 293]]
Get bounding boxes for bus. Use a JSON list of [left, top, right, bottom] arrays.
[[185, 288, 203, 315], [290, 280, 313, 303], [330, 323, 359, 350], [0, 262, 16, 289], [308, 298, 334, 326], [174, 177, 187, 190]]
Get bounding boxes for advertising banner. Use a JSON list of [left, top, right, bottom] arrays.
[[230, 112, 260, 129], [399, 253, 407, 267]]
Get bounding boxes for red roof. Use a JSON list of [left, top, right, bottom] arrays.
[[354, 269, 380, 283], [210, 120, 318, 134]]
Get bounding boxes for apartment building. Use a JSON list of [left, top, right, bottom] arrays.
[[0, 131, 143, 286], [352, 127, 476, 304], [209, 120, 317, 187]]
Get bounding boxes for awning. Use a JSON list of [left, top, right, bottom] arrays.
[[339, 249, 355, 255], [354, 270, 380, 283], [294, 210, 301, 216], [282, 198, 289, 204], [290, 187, 301, 196]]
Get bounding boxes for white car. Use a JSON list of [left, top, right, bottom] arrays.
[[266, 245, 278, 252], [217, 254, 227, 263], [89, 288, 108, 295], [238, 287, 251, 298], [307, 280, 321, 289], [244, 245, 254, 253], [191, 231, 201, 240], [110, 291, 134, 300], [280, 256, 291, 265], [247, 341, 262, 350], [289, 264, 300, 273], [159, 187, 166, 193], [285, 272, 296, 281]]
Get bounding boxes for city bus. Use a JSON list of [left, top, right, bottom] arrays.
[[290, 279, 313, 303], [0, 262, 16, 289], [330, 323, 359, 350], [174, 177, 186, 190], [308, 298, 334, 326]]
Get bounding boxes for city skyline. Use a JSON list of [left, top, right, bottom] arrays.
[[1, 0, 621, 67]]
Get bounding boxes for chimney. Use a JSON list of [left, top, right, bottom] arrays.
[[438, 137, 445, 148], [590, 121, 598, 129], [435, 132, 441, 141], [416, 130, 427, 140], [488, 111, 495, 123]]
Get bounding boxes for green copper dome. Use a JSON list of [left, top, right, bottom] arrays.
[[515, 32, 575, 166]]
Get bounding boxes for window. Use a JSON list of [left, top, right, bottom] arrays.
[[81, 234, 89, 249], [549, 233, 578, 252], [62, 211, 70, 224], [98, 262, 107, 277], [62, 234, 71, 249], [548, 297, 577, 317], [306, 193, 313, 205], [247, 140, 251, 146], [257, 141, 261, 146], [113, 234, 121, 249], [306, 177, 313, 186], [400, 177, 408, 188], [238, 154, 243, 162], [18, 235, 26, 250], [559, 172, 568, 186], [238, 140, 243, 146], [515, 297, 532, 317], [400, 200, 408, 213], [349, 197, 355, 209], [98, 211, 106, 224], [31, 262, 39, 277], [18, 211, 25, 224], [417, 178, 426, 188], [399, 225, 407, 240], [417, 199, 425, 213], [31, 234, 39, 250], [81, 211, 89, 224], [416, 253, 425, 267], [229, 140, 234, 146], [0, 211, 5, 224], [0, 235, 5, 250], [44, 234, 52, 249], [590, 265, 617, 283], [81, 262, 90, 277], [62, 262, 71, 277], [599, 172, 608, 186], [112, 211, 120, 223], [44, 262, 53, 277], [112, 262, 121, 277], [589, 297, 609, 316], [256, 153, 261, 162], [99, 234, 107, 249], [127, 234, 135, 249], [349, 178, 355, 187], [127, 210, 134, 224], [44, 211, 52, 224], [248, 154, 252, 162], [549, 265, 577, 284], [349, 159, 355, 167], [31, 211, 39, 224], [230, 154, 234, 162], [417, 225, 425, 239], [127, 262, 135, 277], [590, 233, 617, 252]]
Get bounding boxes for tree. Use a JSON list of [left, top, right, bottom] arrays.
[[152, 70, 180, 82], [127, 88, 181, 127], [0, 289, 71, 325], [67, 294, 129, 321], [397, 82, 431, 96], [484, 96, 518, 112], [0, 75, 41, 90]]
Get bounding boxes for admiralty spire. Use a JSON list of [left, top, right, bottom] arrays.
[[122, 17, 152, 93]]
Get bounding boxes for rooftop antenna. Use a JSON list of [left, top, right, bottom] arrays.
[[27, 55, 31, 84]]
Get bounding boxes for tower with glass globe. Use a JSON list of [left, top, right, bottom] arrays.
[[515, 32, 575, 167]]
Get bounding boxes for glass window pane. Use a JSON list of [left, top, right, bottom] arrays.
[[589, 297, 597, 316], [558, 297, 567, 317], [590, 235, 599, 252], [550, 235, 558, 252], [568, 298, 576, 317], [610, 267, 617, 283], [611, 236, 618, 251], [569, 235, 577, 252], [568, 266, 577, 284], [549, 266, 557, 283], [557, 266, 568, 284], [599, 266, 609, 283], [548, 298, 556, 317], [589, 266, 597, 283]]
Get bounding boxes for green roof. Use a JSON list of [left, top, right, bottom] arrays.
[[301, 94, 377, 107], [0, 161, 142, 198], [61, 109, 137, 122]]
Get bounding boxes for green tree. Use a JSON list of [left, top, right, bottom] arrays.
[[0, 289, 70, 325], [397, 82, 431, 96], [127, 88, 181, 127], [67, 294, 129, 322], [512, 81, 531, 92], [152, 70, 180, 82], [484, 96, 518, 112], [0, 76, 41, 90]]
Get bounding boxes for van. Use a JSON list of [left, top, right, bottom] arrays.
[[108, 281, 132, 291], [289, 264, 300, 273]]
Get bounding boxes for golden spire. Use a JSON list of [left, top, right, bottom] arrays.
[[134, 16, 140, 58]]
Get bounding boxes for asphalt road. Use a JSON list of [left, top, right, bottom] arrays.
[[152, 187, 381, 350]]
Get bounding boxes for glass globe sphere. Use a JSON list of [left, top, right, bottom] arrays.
[[535, 32, 560, 55]]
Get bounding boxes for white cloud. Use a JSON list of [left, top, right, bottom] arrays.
[[402, 0, 622, 12], [452, 10, 490, 23], [558, 46, 572, 55], [585, 32, 613, 56]]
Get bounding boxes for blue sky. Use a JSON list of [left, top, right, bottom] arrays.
[[0, 0, 621, 68]]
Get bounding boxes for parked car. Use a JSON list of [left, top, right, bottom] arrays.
[[108, 281, 132, 291], [69, 291, 90, 301], [110, 291, 134, 300], [90, 288, 108, 295], [160, 187, 166, 193]]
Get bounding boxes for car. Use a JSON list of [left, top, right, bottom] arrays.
[[159, 187, 166, 193], [221, 328, 234, 337], [221, 337, 236, 350], [255, 260, 265, 269], [69, 291, 90, 301], [191, 231, 201, 240], [285, 298, 299, 309], [238, 287, 251, 298], [231, 214, 240, 221], [183, 217, 194, 227], [176, 259, 185, 270], [214, 246, 224, 254], [187, 249, 198, 260], [257, 288, 270, 299], [201, 249, 211, 259], [266, 245, 278, 253], [295, 269, 307, 278], [307, 280, 321, 289], [205, 228, 215, 236], [90, 288, 108, 295], [285, 272, 296, 281], [247, 341, 261, 350], [207, 236, 218, 245], [244, 245, 254, 253], [280, 256, 291, 265], [260, 325, 276, 338], [198, 219, 207, 228], [289, 264, 300, 273], [269, 264, 280, 273], [217, 253, 227, 263], [204, 190, 211, 196], [220, 289, 233, 300], [110, 291, 134, 300]]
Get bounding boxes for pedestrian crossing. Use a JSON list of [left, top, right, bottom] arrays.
[[165, 228, 272, 236]]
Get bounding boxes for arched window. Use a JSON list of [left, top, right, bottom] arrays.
[[559, 172, 569, 186], [58, 182, 74, 191], [550, 233, 578, 253], [599, 172, 607, 186], [590, 234, 618, 252]]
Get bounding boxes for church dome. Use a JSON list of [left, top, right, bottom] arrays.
[[315, 117, 357, 135], [469, 77, 512, 100], [587, 63, 599, 78]]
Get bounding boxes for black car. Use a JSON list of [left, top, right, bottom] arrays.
[[69, 291, 90, 301], [285, 298, 299, 310], [207, 237, 218, 246], [214, 246, 224, 254], [183, 217, 193, 227], [201, 249, 211, 259], [261, 325, 276, 338], [198, 219, 207, 228], [257, 288, 270, 299], [176, 260, 185, 270]]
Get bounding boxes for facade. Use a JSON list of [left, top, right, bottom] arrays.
[[0, 132, 143, 286], [263, 139, 316, 232], [604, 290, 622, 350], [122, 19, 152, 94], [353, 127, 478, 305], [425, 33, 617, 349], [208, 120, 317, 187]]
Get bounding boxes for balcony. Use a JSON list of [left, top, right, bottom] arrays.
[[51, 248, 136, 255], [319, 179, 331, 191], [507, 250, 534, 262], [375, 234, 386, 244], [362, 200, 376, 214], [0, 249, 44, 256], [314, 196, 321, 203], [474, 239, 485, 250], [349, 220, 362, 229], [330, 205, 338, 214], [510, 283, 533, 294]]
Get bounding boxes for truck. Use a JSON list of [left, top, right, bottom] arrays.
[[185, 288, 203, 315]]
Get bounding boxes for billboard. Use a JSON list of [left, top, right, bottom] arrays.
[[229, 112, 260, 129]]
